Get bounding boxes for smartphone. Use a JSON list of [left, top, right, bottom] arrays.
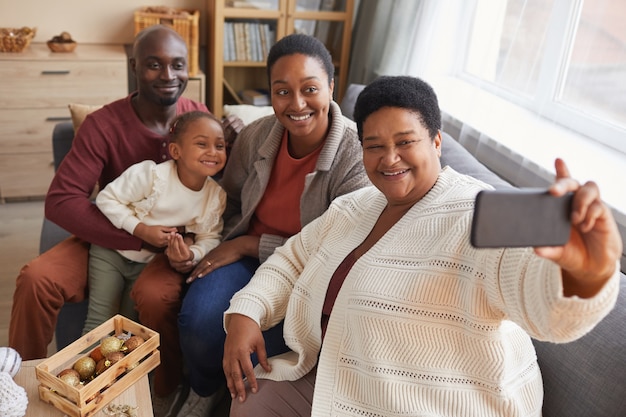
[[470, 189, 573, 248]]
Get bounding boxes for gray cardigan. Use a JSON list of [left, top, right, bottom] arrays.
[[221, 101, 370, 261]]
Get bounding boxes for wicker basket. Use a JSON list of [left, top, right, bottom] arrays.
[[134, 7, 200, 76], [0, 27, 36, 53]]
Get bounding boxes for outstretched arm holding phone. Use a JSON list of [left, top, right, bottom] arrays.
[[537, 158, 622, 298]]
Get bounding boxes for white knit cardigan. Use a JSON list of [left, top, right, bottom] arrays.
[[225, 167, 620, 417]]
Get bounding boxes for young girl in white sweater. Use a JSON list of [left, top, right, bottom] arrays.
[[83, 111, 227, 333]]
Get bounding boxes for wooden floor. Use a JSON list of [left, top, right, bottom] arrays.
[[0, 199, 57, 355], [0, 199, 231, 415]]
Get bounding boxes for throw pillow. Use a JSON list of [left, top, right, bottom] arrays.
[[68, 103, 102, 132], [223, 104, 274, 126]]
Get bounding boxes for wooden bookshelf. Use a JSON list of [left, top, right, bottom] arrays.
[[208, 0, 354, 118]]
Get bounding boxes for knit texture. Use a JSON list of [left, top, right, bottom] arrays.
[[46, 93, 208, 251], [0, 372, 27, 417], [220, 101, 371, 262], [226, 167, 620, 417], [96, 159, 225, 263]]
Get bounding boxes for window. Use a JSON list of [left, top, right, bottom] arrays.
[[462, 0, 626, 153]]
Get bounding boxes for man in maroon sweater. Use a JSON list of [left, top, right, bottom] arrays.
[[8, 25, 236, 417]]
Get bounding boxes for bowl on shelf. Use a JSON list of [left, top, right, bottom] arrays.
[[47, 40, 77, 53]]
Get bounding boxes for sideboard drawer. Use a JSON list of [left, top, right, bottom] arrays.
[[0, 153, 54, 200], [0, 43, 127, 200], [0, 61, 127, 109], [0, 108, 70, 154]]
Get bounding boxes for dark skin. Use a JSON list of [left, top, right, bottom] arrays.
[[223, 106, 622, 404], [127, 25, 243, 254], [127, 26, 189, 247], [129, 25, 189, 136], [174, 53, 335, 280]]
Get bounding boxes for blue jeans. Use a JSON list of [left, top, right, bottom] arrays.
[[178, 257, 289, 396]]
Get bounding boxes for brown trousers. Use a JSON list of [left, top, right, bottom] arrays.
[[229, 367, 316, 417], [9, 236, 184, 397]]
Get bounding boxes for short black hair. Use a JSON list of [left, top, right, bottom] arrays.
[[169, 111, 223, 143], [353, 76, 441, 141], [266, 33, 334, 87]]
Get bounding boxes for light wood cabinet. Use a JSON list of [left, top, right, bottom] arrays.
[[0, 43, 128, 200], [207, 0, 354, 118]]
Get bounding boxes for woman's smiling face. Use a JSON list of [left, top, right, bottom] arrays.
[[362, 106, 442, 207], [269, 53, 334, 146]]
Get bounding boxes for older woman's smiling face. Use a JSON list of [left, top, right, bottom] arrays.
[[362, 106, 442, 207]]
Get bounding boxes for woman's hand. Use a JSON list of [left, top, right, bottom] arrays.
[[534, 158, 622, 298], [223, 313, 271, 403], [187, 235, 260, 283], [133, 223, 178, 248]]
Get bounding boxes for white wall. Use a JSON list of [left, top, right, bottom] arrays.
[[0, 0, 207, 45]]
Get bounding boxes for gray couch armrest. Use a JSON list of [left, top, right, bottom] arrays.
[[39, 218, 71, 254]]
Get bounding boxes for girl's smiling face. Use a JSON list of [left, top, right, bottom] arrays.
[[169, 117, 227, 191], [362, 106, 442, 207]]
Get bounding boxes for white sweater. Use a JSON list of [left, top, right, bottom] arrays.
[[225, 167, 620, 417], [96, 160, 225, 263]]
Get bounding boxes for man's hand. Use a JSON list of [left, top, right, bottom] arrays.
[[223, 314, 271, 403], [223, 114, 244, 153], [133, 223, 177, 248]]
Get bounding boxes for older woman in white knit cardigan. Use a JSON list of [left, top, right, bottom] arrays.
[[223, 76, 622, 417]]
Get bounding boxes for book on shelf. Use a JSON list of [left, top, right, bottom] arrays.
[[223, 22, 233, 61], [244, 23, 253, 61], [233, 22, 246, 61], [259, 23, 268, 59], [228, 21, 274, 62], [239, 89, 270, 106]]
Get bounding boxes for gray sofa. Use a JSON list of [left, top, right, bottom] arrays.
[[45, 86, 625, 416]]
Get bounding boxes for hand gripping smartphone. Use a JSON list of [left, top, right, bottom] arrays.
[[470, 189, 573, 248]]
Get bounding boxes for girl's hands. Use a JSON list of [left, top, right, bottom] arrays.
[[164, 233, 195, 273], [133, 223, 177, 248]]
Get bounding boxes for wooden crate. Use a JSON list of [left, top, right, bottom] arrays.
[[134, 7, 200, 76], [35, 315, 160, 417]]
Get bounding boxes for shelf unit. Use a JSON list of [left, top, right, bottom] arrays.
[[208, 0, 354, 118]]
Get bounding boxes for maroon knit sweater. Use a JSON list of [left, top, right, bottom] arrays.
[[45, 93, 208, 251]]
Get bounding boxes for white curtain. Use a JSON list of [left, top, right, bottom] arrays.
[[347, 0, 467, 85]]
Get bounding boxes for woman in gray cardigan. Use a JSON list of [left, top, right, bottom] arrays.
[[175, 34, 371, 416]]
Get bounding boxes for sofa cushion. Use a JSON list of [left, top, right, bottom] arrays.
[[340, 83, 365, 120], [223, 104, 274, 126], [68, 103, 102, 132], [440, 132, 512, 189], [532, 273, 626, 417]]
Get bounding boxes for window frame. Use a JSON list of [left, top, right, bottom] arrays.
[[456, 0, 626, 154]]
